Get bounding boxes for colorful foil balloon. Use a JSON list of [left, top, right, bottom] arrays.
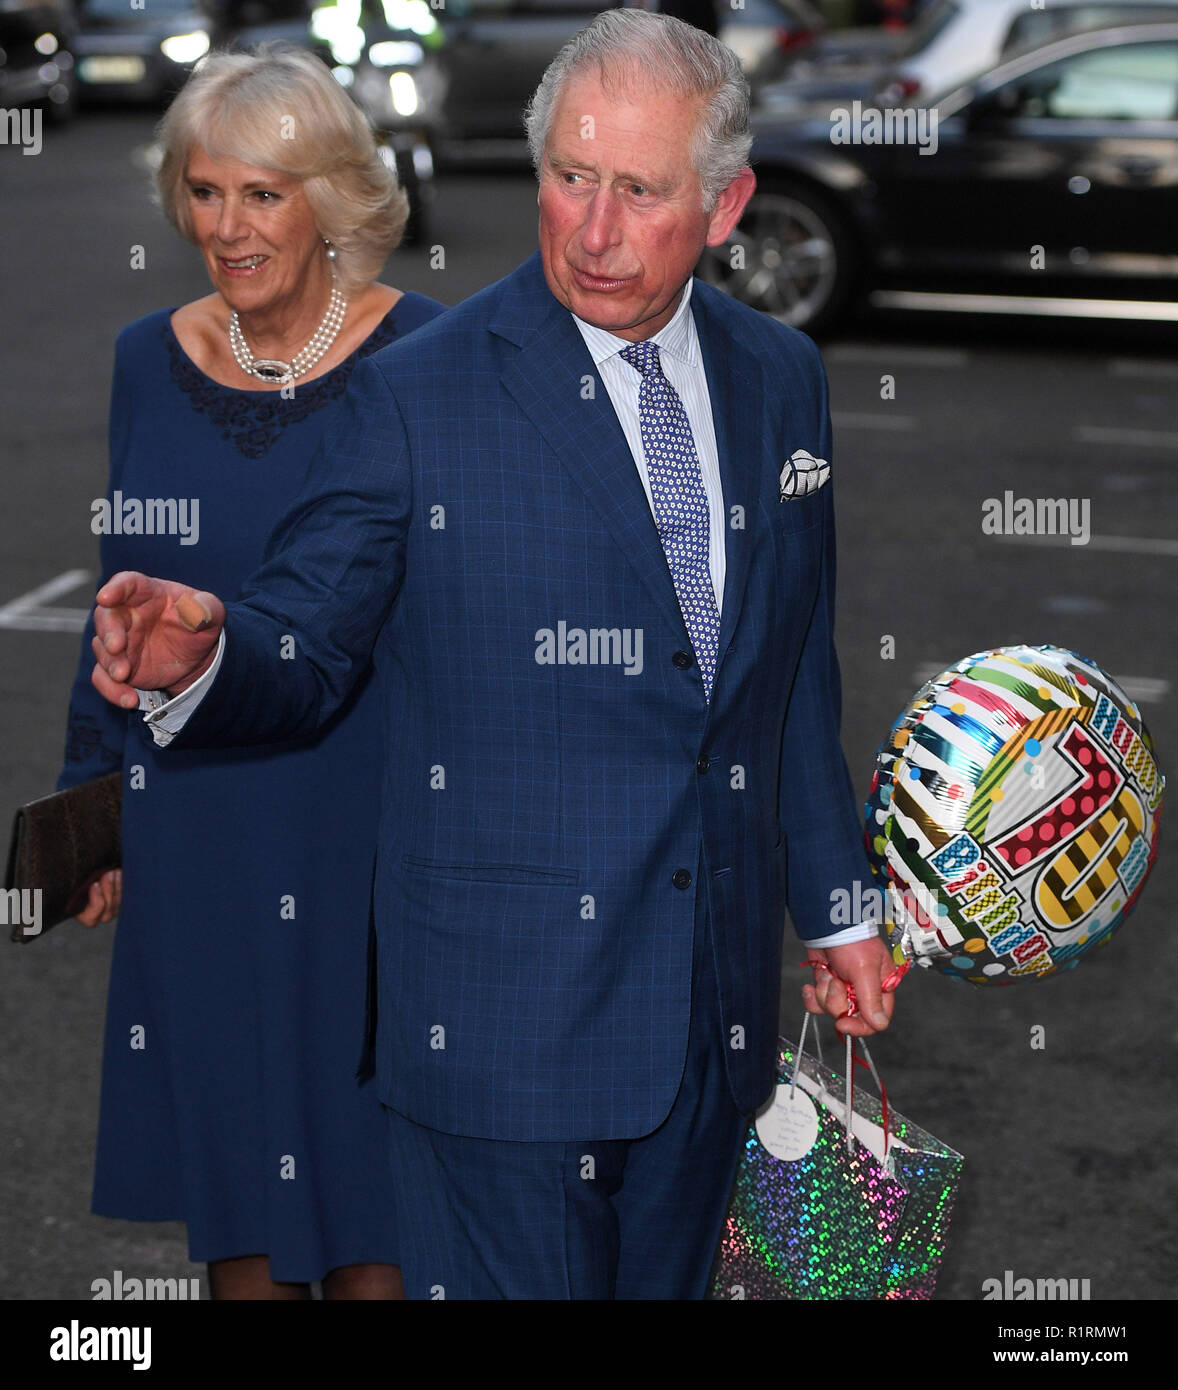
[[864, 646, 1163, 985]]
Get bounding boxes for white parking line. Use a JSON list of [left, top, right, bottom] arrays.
[[831, 412, 919, 431], [994, 534, 1178, 556], [825, 345, 970, 368], [870, 290, 1178, 322], [911, 663, 1168, 705], [1073, 425, 1178, 448], [1081, 535, 1178, 556], [0, 570, 92, 633], [1108, 359, 1178, 380]]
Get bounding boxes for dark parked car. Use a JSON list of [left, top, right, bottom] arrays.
[[0, 0, 77, 119], [699, 23, 1178, 333], [202, 0, 441, 240], [73, 0, 213, 103], [290, 0, 443, 241]]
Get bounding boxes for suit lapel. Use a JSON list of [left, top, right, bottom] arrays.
[[493, 257, 690, 646], [490, 259, 774, 677], [691, 281, 769, 676]]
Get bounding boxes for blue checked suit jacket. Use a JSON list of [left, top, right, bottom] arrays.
[[174, 251, 874, 1142]]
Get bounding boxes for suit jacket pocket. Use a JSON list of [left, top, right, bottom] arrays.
[[401, 854, 580, 886], [771, 489, 824, 533]]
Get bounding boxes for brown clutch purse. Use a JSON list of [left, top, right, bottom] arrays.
[[5, 772, 122, 941]]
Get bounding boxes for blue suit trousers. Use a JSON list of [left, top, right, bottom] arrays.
[[384, 870, 747, 1299]]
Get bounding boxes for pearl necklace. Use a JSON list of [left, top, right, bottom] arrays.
[[228, 282, 348, 386]]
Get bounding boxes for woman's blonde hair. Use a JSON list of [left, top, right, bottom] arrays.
[[155, 44, 408, 292]]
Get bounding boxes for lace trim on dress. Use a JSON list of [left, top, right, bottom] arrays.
[[163, 314, 401, 460]]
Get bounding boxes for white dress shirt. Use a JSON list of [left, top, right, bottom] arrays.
[[570, 277, 726, 615]]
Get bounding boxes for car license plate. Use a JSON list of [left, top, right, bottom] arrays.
[[79, 56, 147, 84]]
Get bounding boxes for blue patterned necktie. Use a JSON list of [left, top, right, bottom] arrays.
[[620, 339, 719, 700]]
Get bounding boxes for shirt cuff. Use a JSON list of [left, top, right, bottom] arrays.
[[803, 922, 881, 950], [138, 630, 225, 747]]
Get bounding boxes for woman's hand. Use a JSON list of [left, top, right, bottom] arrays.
[[75, 869, 122, 927]]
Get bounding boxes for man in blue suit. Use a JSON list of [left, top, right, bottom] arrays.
[[92, 10, 895, 1298]]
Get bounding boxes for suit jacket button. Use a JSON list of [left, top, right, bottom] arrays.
[[672, 650, 693, 670], [696, 754, 710, 774], [672, 869, 692, 889]]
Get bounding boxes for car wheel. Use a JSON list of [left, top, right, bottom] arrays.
[[697, 183, 858, 337]]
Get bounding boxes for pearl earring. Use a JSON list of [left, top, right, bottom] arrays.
[[324, 240, 337, 262]]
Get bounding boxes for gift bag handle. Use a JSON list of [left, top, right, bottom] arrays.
[[790, 1013, 892, 1161]]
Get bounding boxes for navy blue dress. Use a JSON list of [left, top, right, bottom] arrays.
[[58, 292, 445, 1280]]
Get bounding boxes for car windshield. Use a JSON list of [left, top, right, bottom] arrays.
[[1003, 4, 1178, 55], [81, 0, 200, 13], [442, 0, 594, 14], [927, 31, 1178, 109], [892, 0, 961, 59], [1016, 40, 1178, 118], [727, 0, 825, 26]]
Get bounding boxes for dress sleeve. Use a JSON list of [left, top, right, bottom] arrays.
[[56, 331, 134, 791]]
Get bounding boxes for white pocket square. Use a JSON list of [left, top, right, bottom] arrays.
[[779, 449, 830, 501]]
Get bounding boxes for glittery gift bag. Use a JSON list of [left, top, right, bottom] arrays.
[[708, 1022, 963, 1300]]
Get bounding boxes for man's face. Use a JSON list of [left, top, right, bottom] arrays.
[[537, 69, 754, 341]]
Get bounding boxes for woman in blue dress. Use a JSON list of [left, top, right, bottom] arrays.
[[58, 45, 445, 1299]]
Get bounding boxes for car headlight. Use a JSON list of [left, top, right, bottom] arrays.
[[388, 70, 417, 117], [311, 2, 365, 67], [369, 40, 423, 68], [160, 31, 210, 64], [379, 0, 438, 40]]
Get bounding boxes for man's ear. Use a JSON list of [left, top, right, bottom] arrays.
[[704, 167, 756, 247]]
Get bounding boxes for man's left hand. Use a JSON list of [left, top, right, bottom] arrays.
[[803, 936, 897, 1037]]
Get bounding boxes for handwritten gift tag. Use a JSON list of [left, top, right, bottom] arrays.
[[755, 1083, 820, 1161]]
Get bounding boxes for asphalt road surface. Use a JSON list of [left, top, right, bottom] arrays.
[[2, 110, 1175, 1308]]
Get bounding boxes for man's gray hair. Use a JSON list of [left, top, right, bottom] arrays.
[[523, 9, 752, 210]]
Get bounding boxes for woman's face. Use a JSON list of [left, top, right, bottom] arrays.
[[183, 145, 327, 317]]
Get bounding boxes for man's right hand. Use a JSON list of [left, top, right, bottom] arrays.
[[91, 572, 225, 709]]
